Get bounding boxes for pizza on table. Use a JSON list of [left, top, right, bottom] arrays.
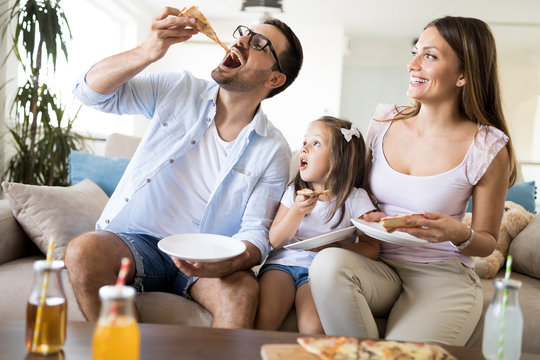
[[297, 336, 457, 360]]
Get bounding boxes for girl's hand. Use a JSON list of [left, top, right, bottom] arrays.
[[394, 211, 471, 244], [291, 193, 319, 215], [307, 242, 341, 252]]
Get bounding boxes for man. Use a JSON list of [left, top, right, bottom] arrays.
[[65, 6, 303, 329]]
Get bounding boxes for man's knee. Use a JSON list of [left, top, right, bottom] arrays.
[[225, 271, 259, 302], [193, 271, 259, 313], [65, 231, 127, 280], [65, 233, 95, 270]]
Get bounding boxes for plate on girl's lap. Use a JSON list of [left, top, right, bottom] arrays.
[[351, 218, 428, 247], [284, 226, 357, 250], [158, 233, 246, 262]]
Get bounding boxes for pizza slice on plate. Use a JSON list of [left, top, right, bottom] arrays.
[[297, 336, 359, 360], [179, 6, 230, 53], [379, 214, 423, 232]]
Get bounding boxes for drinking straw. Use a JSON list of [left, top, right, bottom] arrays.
[[116, 257, 130, 287], [31, 237, 55, 351], [107, 257, 131, 325], [498, 255, 513, 360]]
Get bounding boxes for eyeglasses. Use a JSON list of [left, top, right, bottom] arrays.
[[233, 25, 284, 74]]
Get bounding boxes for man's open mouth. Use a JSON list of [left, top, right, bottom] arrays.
[[223, 49, 242, 69]]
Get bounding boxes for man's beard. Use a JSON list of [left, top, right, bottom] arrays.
[[211, 66, 270, 93]]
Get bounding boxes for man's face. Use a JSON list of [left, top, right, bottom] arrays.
[[211, 24, 288, 93]]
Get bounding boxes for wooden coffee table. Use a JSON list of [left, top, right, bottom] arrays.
[[1, 320, 532, 359]]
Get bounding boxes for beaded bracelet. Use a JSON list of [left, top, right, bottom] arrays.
[[453, 227, 474, 251]]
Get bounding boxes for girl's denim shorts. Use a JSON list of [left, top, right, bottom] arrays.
[[258, 263, 309, 289]]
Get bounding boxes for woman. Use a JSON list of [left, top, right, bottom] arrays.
[[309, 16, 517, 346]]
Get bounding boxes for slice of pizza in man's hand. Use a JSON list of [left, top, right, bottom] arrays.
[[179, 6, 231, 53]]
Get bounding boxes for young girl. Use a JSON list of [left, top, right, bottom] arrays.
[[254, 116, 380, 334]]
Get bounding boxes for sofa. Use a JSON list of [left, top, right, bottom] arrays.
[[1, 133, 539, 354]]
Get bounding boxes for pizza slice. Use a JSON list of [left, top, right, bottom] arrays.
[[297, 189, 330, 197], [179, 6, 230, 53], [297, 336, 359, 360], [379, 214, 423, 232], [359, 339, 457, 360]]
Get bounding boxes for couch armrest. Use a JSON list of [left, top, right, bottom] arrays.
[[0, 199, 36, 265]]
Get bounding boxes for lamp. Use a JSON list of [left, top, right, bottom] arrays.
[[241, 0, 283, 12]]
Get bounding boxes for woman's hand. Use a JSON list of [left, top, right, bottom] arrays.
[[395, 211, 471, 244], [362, 211, 386, 222]]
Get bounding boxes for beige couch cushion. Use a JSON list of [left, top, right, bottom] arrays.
[[1, 180, 108, 260], [0, 255, 85, 321], [105, 133, 142, 158], [509, 214, 540, 279]]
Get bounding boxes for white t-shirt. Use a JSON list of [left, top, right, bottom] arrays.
[[264, 185, 376, 268], [116, 121, 235, 236]]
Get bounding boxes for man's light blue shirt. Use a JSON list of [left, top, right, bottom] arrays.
[[72, 70, 291, 261]]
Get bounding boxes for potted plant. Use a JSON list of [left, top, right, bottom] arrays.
[[1, 0, 85, 186]]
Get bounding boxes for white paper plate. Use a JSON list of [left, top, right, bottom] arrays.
[[351, 218, 428, 247], [284, 226, 357, 250], [158, 233, 246, 263]]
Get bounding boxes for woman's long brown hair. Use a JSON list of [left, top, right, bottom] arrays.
[[395, 16, 517, 186], [291, 117, 372, 227]]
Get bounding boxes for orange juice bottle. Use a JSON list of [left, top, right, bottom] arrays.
[[26, 260, 67, 355], [92, 285, 140, 360]]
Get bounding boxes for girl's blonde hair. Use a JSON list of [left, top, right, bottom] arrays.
[[292, 116, 372, 227]]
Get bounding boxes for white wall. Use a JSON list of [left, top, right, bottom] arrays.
[[0, 0, 7, 179], [0, 0, 19, 179], [493, 25, 540, 162], [263, 24, 345, 148], [340, 35, 411, 134], [57, 0, 141, 142], [340, 25, 540, 167]]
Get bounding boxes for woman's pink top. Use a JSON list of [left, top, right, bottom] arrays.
[[368, 104, 508, 267]]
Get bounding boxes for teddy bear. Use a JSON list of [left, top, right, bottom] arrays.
[[461, 200, 534, 278]]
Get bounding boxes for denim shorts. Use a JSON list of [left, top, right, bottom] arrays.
[[258, 263, 309, 289], [112, 231, 196, 299]]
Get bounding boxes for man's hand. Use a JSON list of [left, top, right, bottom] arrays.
[[140, 7, 199, 63], [170, 241, 261, 278], [171, 252, 248, 278]]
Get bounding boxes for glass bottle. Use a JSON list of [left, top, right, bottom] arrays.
[[482, 278, 523, 360], [26, 260, 67, 355], [92, 285, 140, 360]]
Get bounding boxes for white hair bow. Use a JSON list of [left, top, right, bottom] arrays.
[[341, 126, 360, 142]]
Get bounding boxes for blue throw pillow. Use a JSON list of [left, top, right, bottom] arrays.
[[69, 151, 130, 197], [466, 181, 537, 214]]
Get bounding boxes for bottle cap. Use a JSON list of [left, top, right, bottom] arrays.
[[33, 260, 65, 271], [493, 278, 522, 290], [99, 285, 136, 300]]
